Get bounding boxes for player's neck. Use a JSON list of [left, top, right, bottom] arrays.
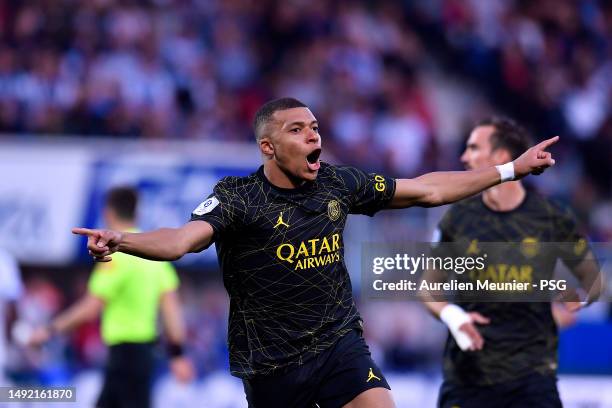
[[482, 181, 526, 212], [263, 161, 305, 189]]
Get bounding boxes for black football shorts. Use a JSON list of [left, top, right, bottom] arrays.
[[242, 329, 390, 408]]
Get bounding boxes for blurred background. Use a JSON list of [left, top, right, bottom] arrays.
[[0, 0, 611, 406]]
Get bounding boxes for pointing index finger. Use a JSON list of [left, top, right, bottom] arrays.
[[538, 136, 559, 150], [72, 227, 98, 237]]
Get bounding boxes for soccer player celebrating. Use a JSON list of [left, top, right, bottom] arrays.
[[74, 98, 558, 408], [423, 118, 601, 408]]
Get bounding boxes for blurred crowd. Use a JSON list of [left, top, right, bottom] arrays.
[[0, 0, 610, 238], [406, 0, 612, 239], [0, 0, 436, 179]]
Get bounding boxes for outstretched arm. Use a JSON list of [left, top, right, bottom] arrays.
[[28, 294, 104, 347], [72, 221, 214, 262], [389, 136, 558, 208], [48, 294, 104, 334]]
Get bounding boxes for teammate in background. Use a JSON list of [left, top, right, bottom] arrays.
[[0, 248, 23, 385], [73, 98, 558, 408], [422, 118, 601, 408], [29, 187, 194, 408]]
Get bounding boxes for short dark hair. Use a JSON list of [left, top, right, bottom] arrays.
[[253, 97, 307, 141], [475, 117, 531, 160], [105, 186, 138, 221]]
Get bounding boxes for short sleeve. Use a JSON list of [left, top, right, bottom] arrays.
[[437, 210, 455, 243], [158, 262, 179, 293], [430, 210, 456, 258], [190, 178, 245, 241], [88, 257, 125, 301], [553, 204, 591, 269], [337, 166, 396, 216]]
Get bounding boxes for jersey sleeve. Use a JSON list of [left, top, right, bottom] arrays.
[[553, 204, 591, 269], [336, 166, 396, 216], [430, 209, 457, 259], [88, 257, 125, 301], [436, 210, 456, 243], [190, 178, 246, 243]]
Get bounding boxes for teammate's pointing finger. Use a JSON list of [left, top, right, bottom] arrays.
[[72, 227, 97, 236], [537, 136, 559, 149]]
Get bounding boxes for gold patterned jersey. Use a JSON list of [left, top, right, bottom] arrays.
[[191, 162, 395, 378], [436, 191, 590, 385]]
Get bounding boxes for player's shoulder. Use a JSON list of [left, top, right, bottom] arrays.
[[446, 194, 483, 217], [327, 163, 365, 177], [316, 163, 375, 193], [525, 190, 573, 218], [212, 172, 262, 200], [215, 172, 260, 189], [322, 163, 376, 184], [315, 162, 340, 176], [313, 162, 348, 184], [437, 197, 482, 233]]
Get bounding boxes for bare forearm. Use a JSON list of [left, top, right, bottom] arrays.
[[418, 168, 500, 206], [77, 221, 213, 263], [51, 296, 103, 334], [390, 136, 558, 208], [119, 228, 190, 261], [160, 291, 186, 344], [390, 167, 501, 208]]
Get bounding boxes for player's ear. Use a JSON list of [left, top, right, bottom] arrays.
[[259, 137, 274, 157], [492, 148, 512, 165]]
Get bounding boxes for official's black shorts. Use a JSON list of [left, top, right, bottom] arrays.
[[438, 372, 562, 408], [242, 329, 390, 408], [96, 342, 154, 408]]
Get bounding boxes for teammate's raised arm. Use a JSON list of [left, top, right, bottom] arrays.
[[388, 136, 559, 208], [72, 221, 214, 262]]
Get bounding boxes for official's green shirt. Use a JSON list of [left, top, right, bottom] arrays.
[[88, 241, 178, 345]]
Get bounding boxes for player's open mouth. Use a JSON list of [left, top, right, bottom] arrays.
[[306, 148, 321, 171]]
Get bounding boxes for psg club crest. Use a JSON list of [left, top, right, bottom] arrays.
[[520, 237, 540, 258]]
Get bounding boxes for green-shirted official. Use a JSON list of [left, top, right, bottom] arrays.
[[29, 187, 194, 408], [89, 246, 178, 345]]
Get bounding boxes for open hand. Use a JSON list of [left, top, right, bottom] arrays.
[[458, 312, 490, 351], [27, 326, 52, 348], [170, 356, 196, 383]]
